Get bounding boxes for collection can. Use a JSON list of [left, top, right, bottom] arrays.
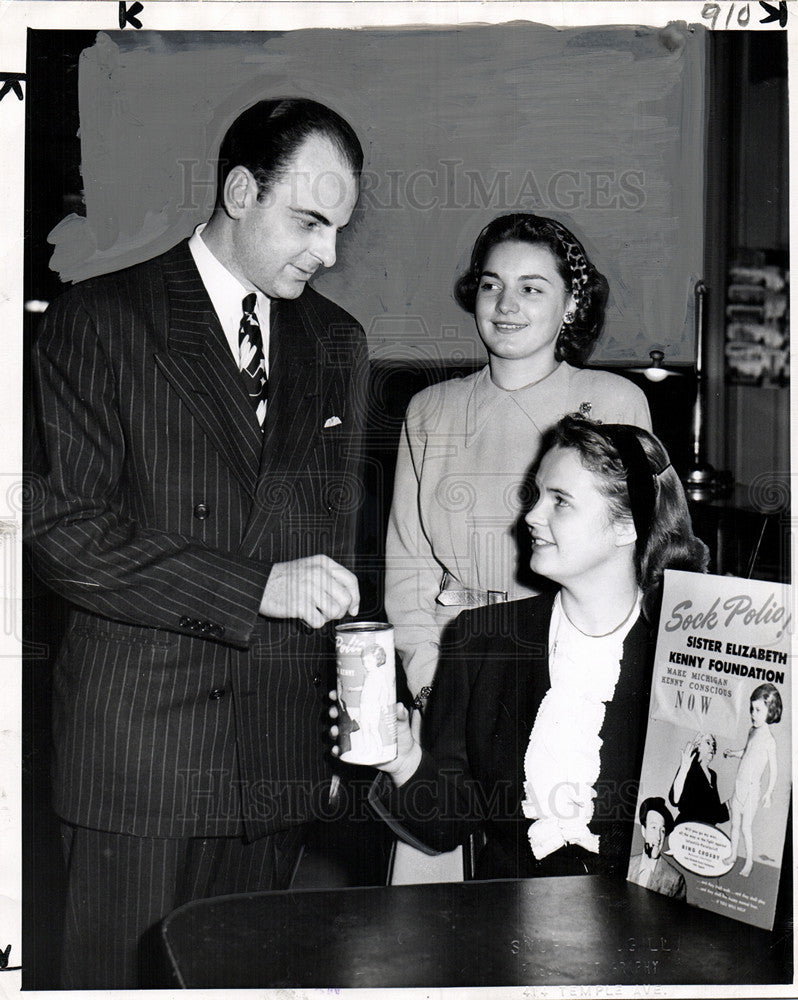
[[334, 622, 397, 765]]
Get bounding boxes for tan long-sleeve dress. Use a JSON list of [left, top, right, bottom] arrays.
[[385, 361, 652, 696]]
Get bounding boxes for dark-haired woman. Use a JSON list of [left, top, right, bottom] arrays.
[[360, 417, 708, 880], [386, 215, 651, 708]]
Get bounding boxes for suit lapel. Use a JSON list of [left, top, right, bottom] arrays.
[[260, 296, 324, 477], [239, 294, 326, 553], [154, 242, 263, 496]]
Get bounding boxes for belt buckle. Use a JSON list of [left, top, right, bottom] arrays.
[[486, 589, 508, 605]]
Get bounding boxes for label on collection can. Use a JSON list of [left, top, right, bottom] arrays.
[[334, 622, 397, 765]]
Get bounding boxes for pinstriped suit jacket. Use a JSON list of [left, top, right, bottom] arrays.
[[26, 239, 368, 840]]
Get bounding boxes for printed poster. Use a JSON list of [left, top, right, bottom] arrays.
[[628, 569, 792, 930]]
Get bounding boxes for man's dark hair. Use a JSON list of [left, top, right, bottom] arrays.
[[216, 98, 363, 205], [638, 796, 674, 836]]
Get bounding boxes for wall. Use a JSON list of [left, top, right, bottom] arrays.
[[46, 24, 706, 364]]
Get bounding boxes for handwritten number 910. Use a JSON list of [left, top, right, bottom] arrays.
[[701, 3, 751, 29]]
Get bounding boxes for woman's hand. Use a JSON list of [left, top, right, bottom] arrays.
[[329, 693, 422, 786], [671, 737, 697, 806], [681, 738, 697, 764], [380, 702, 420, 778]]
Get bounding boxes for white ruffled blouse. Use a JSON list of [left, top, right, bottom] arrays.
[[521, 590, 642, 860]]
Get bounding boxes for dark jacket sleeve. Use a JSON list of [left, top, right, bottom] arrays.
[[670, 759, 729, 825], [25, 287, 273, 647], [369, 611, 487, 854]]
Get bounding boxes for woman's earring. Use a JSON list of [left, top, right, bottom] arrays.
[[563, 310, 575, 325]]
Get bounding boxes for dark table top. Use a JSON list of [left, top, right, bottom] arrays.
[[160, 875, 792, 989]]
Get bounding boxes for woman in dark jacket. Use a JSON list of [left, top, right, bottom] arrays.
[[346, 415, 708, 880], [669, 733, 729, 828]]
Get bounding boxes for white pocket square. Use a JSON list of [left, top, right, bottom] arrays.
[[324, 416, 342, 428]]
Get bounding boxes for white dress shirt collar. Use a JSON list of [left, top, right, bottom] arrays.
[[188, 223, 271, 372]]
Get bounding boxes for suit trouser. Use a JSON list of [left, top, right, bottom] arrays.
[[59, 821, 305, 990]]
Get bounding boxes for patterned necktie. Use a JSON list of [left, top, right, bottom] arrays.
[[238, 292, 268, 426]]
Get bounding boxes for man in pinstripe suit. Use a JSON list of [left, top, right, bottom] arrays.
[[26, 98, 368, 988]]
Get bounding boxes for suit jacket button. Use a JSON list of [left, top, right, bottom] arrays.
[[211, 624, 225, 639], [312, 674, 322, 687], [179, 616, 192, 628], [208, 688, 225, 701], [194, 503, 210, 519]]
